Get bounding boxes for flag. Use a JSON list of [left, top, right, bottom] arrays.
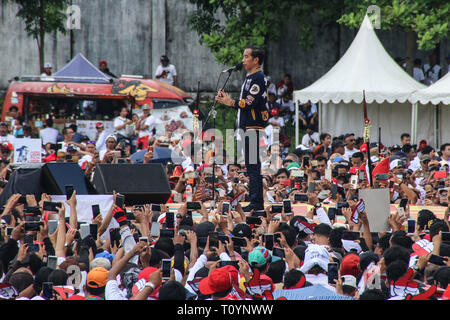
[[372, 157, 390, 181]]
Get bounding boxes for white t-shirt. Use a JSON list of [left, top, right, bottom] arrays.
[[114, 116, 131, 137], [96, 130, 109, 151], [138, 115, 156, 138], [302, 132, 320, 148], [155, 64, 177, 86], [408, 155, 421, 172], [268, 116, 284, 127], [105, 280, 128, 300], [423, 64, 441, 85], [39, 127, 59, 145], [277, 99, 295, 113], [344, 147, 358, 160], [413, 67, 425, 83]]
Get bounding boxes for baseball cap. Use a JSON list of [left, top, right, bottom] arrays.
[[390, 144, 401, 151], [95, 122, 104, 128], [340, 253, 361, 277], [1, 142, 13, 151], [360, 143, 368, 153], [198, 267, 232, 295], [95, 251, 115, 264], [232, 223, 252, 239], [420, 154, 431, 162], [389, 159, 404, 170], [86, 267, 108, 288], [332, 157, 344, 163], [99, 60, 107, 66], [286, 162, 300, 171], [270, 108, 279, 116], [44, 62, 52, 68], [341, 275, 357, 289], [343, 133, 355, 140], [142, 104, 151, 110], [248, 246, 272, 266], [300, 244, 330, 273]]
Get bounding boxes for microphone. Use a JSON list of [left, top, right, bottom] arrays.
[[222, 62, 243, 73]]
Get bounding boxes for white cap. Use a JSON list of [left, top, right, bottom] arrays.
[[44, 62, 53, 68], [389, 159, 403, 170], [341, 275, 357, 289]]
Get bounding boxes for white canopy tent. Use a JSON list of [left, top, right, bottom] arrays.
[[294, 15, 430, 147], [410, 72, 450, 146]]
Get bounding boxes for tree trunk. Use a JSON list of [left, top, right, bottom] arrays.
[[38, 0, 45, 73], [39, 30, 45, 73], [405, 31, 415, 76]]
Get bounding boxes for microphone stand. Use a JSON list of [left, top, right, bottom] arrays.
[[203, 70, 235, 210]]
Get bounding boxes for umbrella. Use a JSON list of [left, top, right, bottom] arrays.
[[130, 147, 183, 166], [272, 284, 355, 300]]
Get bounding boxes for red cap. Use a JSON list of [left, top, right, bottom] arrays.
[[99, 60, 107, 66], [170, 165, 183, 179], [1, 142, 13, 151], [138, 267, 159, 281], [360, 143, 367, 153], [340, 253, 361, 277], [270, 108, 279, 116], [96, 122, 104, 128], [199, 267, 232, 295]]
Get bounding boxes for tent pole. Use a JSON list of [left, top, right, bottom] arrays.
[[295, 98, 299, 147], [410, 103, 418, 145], [435, 104, 439, 148], [319, 101, 323, 136]]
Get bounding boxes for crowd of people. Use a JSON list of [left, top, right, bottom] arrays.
[[0, 98, 450, 301]]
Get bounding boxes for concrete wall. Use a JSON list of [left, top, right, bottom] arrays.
[[0, 0, 448, 95]]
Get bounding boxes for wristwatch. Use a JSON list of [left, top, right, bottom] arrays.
[[145, 282, 155, 290]]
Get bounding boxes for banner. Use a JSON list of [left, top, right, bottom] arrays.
[[13, 138, 42, 164], [50, 195, 118, 240], [358, 188, 391, 232], [76, 120, 114, 141]]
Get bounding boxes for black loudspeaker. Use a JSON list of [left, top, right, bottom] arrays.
[[41, 162, 98, 195], [0, 168, 42, 207], [92, 163, 171, 205]]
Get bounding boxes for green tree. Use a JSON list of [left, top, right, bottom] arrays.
[[338, 0, 450, 74], [4, 0, 68, 72], [187, 0, 345, 68]]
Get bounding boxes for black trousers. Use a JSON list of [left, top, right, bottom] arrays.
[[244, 129, 263, 206]]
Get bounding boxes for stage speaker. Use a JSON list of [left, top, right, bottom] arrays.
[[92, 163, 171, 205], [40, 162, 98, 195]]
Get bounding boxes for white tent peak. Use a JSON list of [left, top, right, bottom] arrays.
[[410, 71, 450, 105], [295, 14, 426, 105]]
